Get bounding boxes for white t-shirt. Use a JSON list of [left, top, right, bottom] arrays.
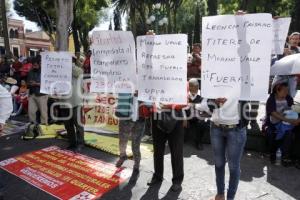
[[0, 85, 13, 124], [196, 97, 240, 125]]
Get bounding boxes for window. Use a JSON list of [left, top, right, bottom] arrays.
[[0, 46, 5, 55], [9, 29, 14, 38], [13, 47, 19, 57], [14, 30, 19, 38]]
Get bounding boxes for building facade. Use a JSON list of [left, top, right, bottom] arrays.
[[0, 19, 51, 57]]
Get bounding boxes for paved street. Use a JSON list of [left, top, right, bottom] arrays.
[[1, 132, 300, 200]]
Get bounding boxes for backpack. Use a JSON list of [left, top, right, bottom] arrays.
[[22, 123, 42, 140]]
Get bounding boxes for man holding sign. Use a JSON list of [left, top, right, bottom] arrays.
[[27, 56, 48, 125], [201, 12, 273, 200], [137, 34, 188, 192]]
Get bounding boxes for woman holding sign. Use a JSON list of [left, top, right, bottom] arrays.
[[191, 97, 247, 200]]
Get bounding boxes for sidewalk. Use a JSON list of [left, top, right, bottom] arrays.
[[1, 133, 300, 200]]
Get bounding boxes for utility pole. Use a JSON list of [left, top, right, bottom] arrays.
[[0, 0, 11, 57]]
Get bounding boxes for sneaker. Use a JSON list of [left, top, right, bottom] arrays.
[[115, 156, 127, 168], [210, 194, 225, 200], [170, 184, 182, 192], [74, 145, 84, 153], [147, 177, 163, 186], [66, 145, 76, 150]]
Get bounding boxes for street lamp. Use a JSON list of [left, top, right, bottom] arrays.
[[146, 3, 168, 34]]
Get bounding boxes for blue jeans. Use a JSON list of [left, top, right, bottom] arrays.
[[210, 124, 247, 200]]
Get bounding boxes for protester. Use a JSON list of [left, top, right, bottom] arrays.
[[183, 78, 209, 150], [187, 43, 201, 79], [0, 56, 11, 77], [11, 56, 22, 83], [3, 77, 18, 94], [27, 56, 48, 125], [20, 58, 32, 80], [0, 84, 13, 200], [199, 97, 248, 200], [265, 79, 300, 166], [11, 80, 28, 117], [60, 57, 84, 152], [284, 32, 300, 55], [83, 50, 91, 75], [147, 102, 186, 192], [292, 123, 300, 169], [115, 92, 148, 181], [191, 85, 248, 199], [272, 32, 300, 98]]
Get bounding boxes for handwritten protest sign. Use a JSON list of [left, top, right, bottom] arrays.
[[41, 52, 72, 95], [201, 14, 273, 101], [272, 17, 291, 55], [137, 34, 188, 104], [82, 79, 119, 134], [90, 31, 136, 93], [0, 146, 131, 200]]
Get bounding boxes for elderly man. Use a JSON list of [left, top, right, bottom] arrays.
[[0, 84, 13, 200], [184, 78, 210, 150]]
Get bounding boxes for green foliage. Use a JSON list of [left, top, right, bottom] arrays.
[[14, 0, 108, 51]]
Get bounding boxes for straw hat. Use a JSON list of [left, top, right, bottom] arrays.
[[5, 77, 17, 85]]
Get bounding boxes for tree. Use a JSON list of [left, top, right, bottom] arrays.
[[113, 0, 139, 36], [207, 0, 218, 15], [193, 3, 201, 44], [55, 0, 74, 51], [14, 0, 108, 51], [108, 19, 112, 30], [114, 8, 122, 30], [73, 0, 108, 52], [291, 0, 300, 32], [14, 0, 57, 46], [0, 0, 11, 57]]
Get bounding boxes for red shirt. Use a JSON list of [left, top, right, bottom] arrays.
[[83, 57, 91, 74], [20, 63, 32, 77], [12, 61, 22, 73]]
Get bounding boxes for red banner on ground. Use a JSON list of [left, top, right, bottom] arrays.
[[0, 146, 131, 200]]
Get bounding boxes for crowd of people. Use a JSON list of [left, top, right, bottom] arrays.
[[0, 28, 300, 200]]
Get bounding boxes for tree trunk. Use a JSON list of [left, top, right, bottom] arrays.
[[79, 27, 89, 53], [72, 25, 81, 53], [55, 0, 74, 51], [193, 6, 201, 43], [138, 4, 147, 35], [166, 3, 172, 33], [239, 0, 249, 11], [207, 0, 218, 16], [292, 0, 300, 32], [130, 6, 136, 37], [72, 2, 81, 53], [173, 9, 177, 33], [1, 0, 11, 57]]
